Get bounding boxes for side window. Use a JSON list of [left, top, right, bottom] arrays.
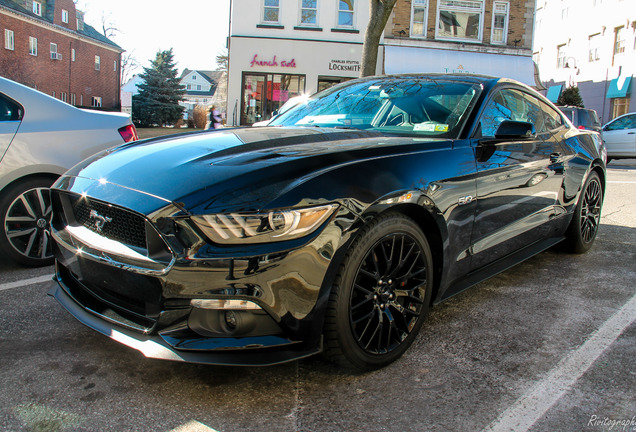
[[607, 115, 636, 131], [478, 89, 546, 137], [0, 94, 23, 122], [540, 101, 564, 131]]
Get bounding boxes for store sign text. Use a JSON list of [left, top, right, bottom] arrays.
[[442, 64, 475, 74], [329, 59, 360, 72], [250, 54, 296, 68]]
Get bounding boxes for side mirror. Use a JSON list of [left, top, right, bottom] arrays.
[[495, 120, 535, 139]]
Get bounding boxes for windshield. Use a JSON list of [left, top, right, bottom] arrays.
[[269, 77, 482, 139]]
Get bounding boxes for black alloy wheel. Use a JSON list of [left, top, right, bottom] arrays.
[[564, 171, 603, 254], [324, 213, 433, 370], [0, 177, 55, 266]]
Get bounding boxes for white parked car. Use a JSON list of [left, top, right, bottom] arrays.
[[0, 76, 138, 266], [602, 112, 636, 161]]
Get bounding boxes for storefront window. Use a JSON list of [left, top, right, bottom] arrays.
[[436, 0, 483, 42], [612, 97, 630, 119], [317, 76, 352, 93], [241, 73, 306, 125]]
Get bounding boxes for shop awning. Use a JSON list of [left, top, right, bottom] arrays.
[[384, 46, 539, 88], [606, 76, 632, 98], [546, 85, 563, 102]]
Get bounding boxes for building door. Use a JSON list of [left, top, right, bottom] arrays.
[[241, 73, 267, 126]]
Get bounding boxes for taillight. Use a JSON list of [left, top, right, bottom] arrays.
[[118, 124, 138, 142], [578, 125, 585, 130]]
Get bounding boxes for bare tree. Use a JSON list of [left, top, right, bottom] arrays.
[[100, 12, 119, 38], [120, 51, 140, 84], [215, 50, 228, 73], [360, 0, 397, 77]]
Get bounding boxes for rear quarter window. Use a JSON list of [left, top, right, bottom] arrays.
[[0, 94, 23, 122]]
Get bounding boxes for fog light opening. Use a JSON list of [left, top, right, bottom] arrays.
[[224, 310, 238, 330]]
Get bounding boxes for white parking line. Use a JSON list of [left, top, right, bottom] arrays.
[[482, 293, 636, 432], [0, 274, 53, 292]]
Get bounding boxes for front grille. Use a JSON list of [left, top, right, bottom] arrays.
[[71, 197, 147, 248]]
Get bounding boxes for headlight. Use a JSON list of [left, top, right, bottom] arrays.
[[191, 204, 338, 244]]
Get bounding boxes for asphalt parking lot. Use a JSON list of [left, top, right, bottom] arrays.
[[0, 160, 634, 432]]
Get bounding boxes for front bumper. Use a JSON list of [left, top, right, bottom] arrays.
[[48, 191, 348, 366], [49, 277, 321, 366]]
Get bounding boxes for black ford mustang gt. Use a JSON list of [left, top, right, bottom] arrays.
[[49, 74, 606, 370]]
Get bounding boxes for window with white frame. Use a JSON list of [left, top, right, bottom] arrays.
[[337, 0, 354, 27], [263, 0, 280, 23], [197, 85, 202, 90], [71, 93, 76, 105], [557, 44, 567, 68], [4, 30, 14, 50], [187, 84, 192, 90], [410, 0, 428, 37], [614, 26, 625, 55], [62, 9, 68, 23], [192, 75, 197, 80], [60, 92, 67, 102], [114, 60, 117, 71], [95, 55, 100, 70], [588, 33, 600, 62], [50, 42, 57, 58], [436, 0, 483, 42], [91, 96, 102, 107], [71, 48, 75, 61], [301, 0, 318, 25], [29, 36, 37, 56], [491, 1, 509, 44], [32, 1, 42, 16]]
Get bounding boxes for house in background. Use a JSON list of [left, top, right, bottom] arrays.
[[0, 0, 123, 109], [179, 69, 226, 120], [384, 0, 540, 88], [120, 74, 143, 115], [534, 0, 636, 123]]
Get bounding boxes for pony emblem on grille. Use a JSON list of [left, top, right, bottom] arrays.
[[89, 209, 112, 233]]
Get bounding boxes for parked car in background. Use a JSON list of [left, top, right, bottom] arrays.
[[0, 76, 138, 267], [602, 112, 636, 161], [49, 74, 605, 371], [558, 106, 602, 132]]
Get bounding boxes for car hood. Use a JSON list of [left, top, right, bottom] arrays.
[[57, 127, 441, 215]]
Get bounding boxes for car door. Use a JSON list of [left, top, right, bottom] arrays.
[[0, 93, 23, 162], [603, 114, 636, 156], [469, 87, 565, 270]]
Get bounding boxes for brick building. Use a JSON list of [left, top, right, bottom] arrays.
[[384, 0, 541, 88], [0, 0, 123, 109]]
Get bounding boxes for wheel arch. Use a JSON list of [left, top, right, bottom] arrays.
[[0, 172, 61, 196], [374, 203, 445, 305]]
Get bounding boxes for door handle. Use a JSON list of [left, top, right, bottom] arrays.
[[627, 132, 635, 135]]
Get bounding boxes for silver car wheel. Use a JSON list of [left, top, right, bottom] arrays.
[[4, 187, 53, 261]]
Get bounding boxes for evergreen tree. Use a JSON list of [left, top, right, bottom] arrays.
[[556, 85, 585, 107], [132, 49, 186, 127]]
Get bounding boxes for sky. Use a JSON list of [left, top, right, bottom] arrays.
[[74, 0, 231, 80]]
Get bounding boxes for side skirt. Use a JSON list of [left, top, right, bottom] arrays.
[[436, 236, 565, 303]]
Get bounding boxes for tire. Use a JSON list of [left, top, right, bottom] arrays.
[[0, 177, 56, 267], [323, 212, 433, 371], [563, 171, 603, 254]]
